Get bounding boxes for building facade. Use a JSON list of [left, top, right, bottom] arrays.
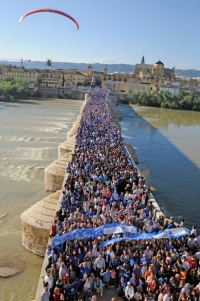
[[0, 57, 187, 95]]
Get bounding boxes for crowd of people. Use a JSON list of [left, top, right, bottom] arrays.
[[40, 92, 199, 301]]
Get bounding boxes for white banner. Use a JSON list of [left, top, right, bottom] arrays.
[[103, 225, 137, 235], [154, 228, 188, 239], [103, 226, 123, 234]]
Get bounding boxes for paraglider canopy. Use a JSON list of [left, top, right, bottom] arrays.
[[19, 8, 79, 30]]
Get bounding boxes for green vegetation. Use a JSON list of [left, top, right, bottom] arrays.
[[0, 77, 29, 101], [121, 89, 200, 111], [30, 87, 41, 97]]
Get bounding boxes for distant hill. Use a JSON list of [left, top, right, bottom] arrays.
[[175, 69, 200, 78], [0, 60, 134, 73], [0, 60, 200, 78]]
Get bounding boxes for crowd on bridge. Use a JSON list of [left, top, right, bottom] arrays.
[[40, 92, 200, 301]]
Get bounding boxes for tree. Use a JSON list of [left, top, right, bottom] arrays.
[[121, 89, 140, 104], [35, 77, 42, 88], [30, 87, 41, 97], [138, 91, 150, 105], [0, 77, 29, 101], [120, 88, 200, 112], [178, 88, 187, 100], [62, 74, 65, 87]]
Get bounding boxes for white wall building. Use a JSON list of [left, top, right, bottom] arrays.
[[160, 81, 180, 95]]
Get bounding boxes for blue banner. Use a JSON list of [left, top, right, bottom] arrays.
[[98, 228, 189, 248], [51, 223, 137, 248], [64, 280, 81, 296], [51, 225, 188, 249]]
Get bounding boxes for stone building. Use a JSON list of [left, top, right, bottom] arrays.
[[0, 64, 105, 89], [101, 56, 176, 93], [0, 56, 177, 94], [134, 56, 175, 79], [0, 64, 41, 88]]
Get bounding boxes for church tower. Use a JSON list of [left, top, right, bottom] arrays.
[[88, 64, 92, 76], [91, 71, 95, 86], [141, 56, 145, 64]]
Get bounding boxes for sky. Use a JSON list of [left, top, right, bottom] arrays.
[[0, 0, 200, 69]]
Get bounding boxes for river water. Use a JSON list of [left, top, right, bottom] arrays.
[[0, 98, 82, 301], [0, 100, 200, 301], [119, 104, 200, 229]]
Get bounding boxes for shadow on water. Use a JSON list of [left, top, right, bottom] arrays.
[[119, 104, 200, 229], [15, 100, 41, 105], [0, 98, 77, 107], [0, 100, 40, 107], [0, 103, 22, 108]]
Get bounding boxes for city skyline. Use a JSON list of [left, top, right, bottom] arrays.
[[1, 0, 200, 69]]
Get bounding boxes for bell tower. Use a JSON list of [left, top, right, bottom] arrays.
[[141, 55, 145, 64]]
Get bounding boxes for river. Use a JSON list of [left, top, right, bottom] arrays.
[[0, 98, 82, 301], [0, 100, 200, 300], [119, 104, 200, 229]]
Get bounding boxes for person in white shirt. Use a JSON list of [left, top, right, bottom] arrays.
[[134, 288, 142, 301], [129, 193, 136, 202], [92, 245, 99, 258], [144, 296, 154, 301], [124, 191, 130, 201], [112, 189, 119, 201], [145, 222, 154, 233], [191, 225, 197, 236], [180, 283, 191, 296], [188, 237, 195, 250], [40, 287, 50, 301], [139, 209, 146, 220], [163, 292, 172, 301], [178, 216, 185, 227], [194, 251, 200, 260], [124, 282, 135, 301], [182, 257, 190, 272], [94, 254, 105, 277], [153, 219, 160, 230], [143, 216, 150, 225], [195, 281, 200, 294], [144, 246, 153, 260], [83, 278, 92, 301], [83, 201, 90, 213], [110, 207, 117, 218], [44, 270, 53, 291], [100, 213, 107, 221]]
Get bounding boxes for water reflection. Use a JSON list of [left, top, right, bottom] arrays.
[[131, 105, 200, 128], [119, 104, 200, 229]]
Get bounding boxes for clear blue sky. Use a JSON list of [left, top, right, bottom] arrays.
[[0, 0, 200, 69]]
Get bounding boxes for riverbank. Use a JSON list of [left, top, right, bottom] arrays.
[[121, 90, 200, 111]]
